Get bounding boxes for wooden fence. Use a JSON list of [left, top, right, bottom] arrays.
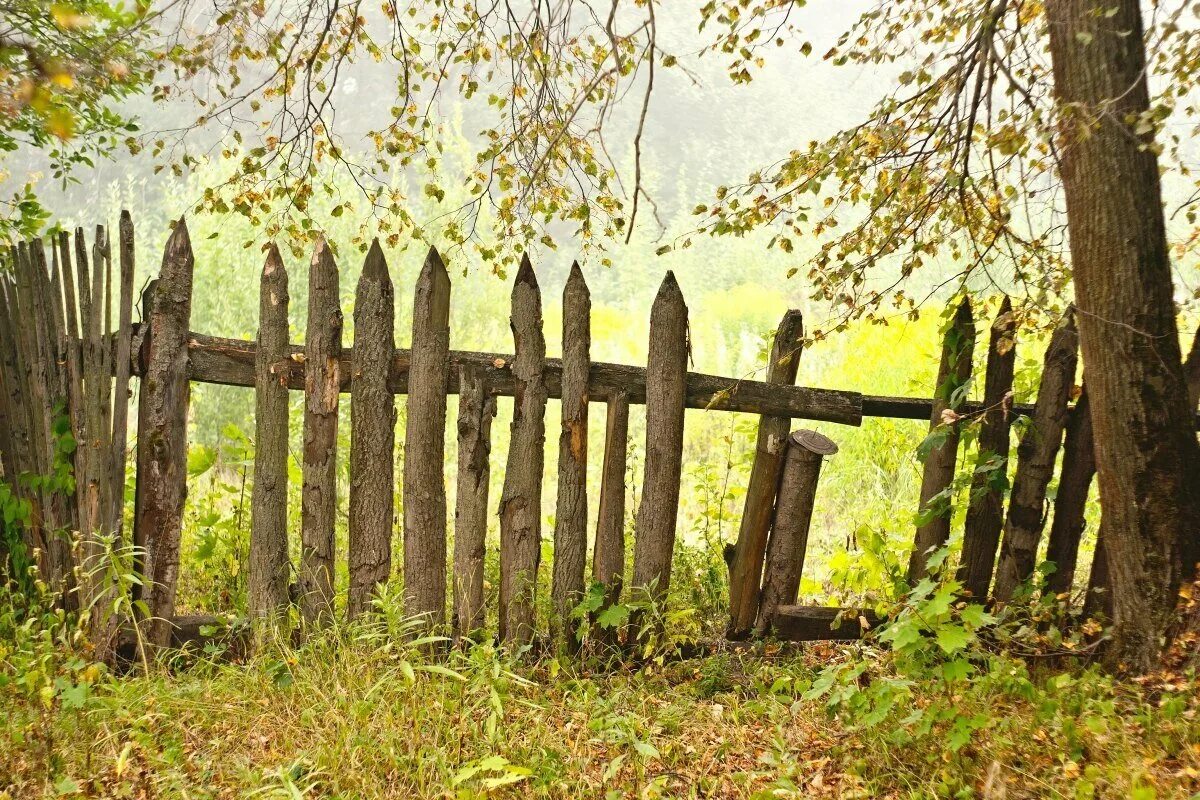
[[3, 213, 1196, 653]]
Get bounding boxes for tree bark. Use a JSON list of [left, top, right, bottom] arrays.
[[958, 297, 1017, 599], [134, 220, 194, 649], [299, 237, 342, 627], [908, 298, 975, 582], [631, 272, 689, 606], [498, 255, 547, 646], [726, 309, 804, 639], [348, 241, 397, 621], [403, 246, 452, 628], [551, 262, 591, 647], [249, 245, 291, 623], [993, 313, 1078, 602], [1045, 0, 1200, 671]]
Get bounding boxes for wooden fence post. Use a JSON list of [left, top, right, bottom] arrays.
[[907, 298, 975, 583], [726, 309, 804, 638], [993, 311, 1078, 601], [591, 390, 629, 640], [249, 244, 291, 622], [499, 255, 548, 646], [551, 262, 591, 647], [958, 297, 1017, 599], [631, 272, 688, 607], [453, 364, 496, 637], [134, 219, 194, 649], [756, 430, 837, 635], [1045, 383, 1095, 596], [349, 241, 397, 620], [403, 246, 451, 628], [1083, 524, 1112, 620], [299, 237, 342, 626], [110, 211, 136, 535]]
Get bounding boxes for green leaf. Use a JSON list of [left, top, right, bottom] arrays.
[[935, 624, 971, 654]]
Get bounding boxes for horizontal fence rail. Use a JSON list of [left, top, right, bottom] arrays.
[[120, 326, 1200, 427]]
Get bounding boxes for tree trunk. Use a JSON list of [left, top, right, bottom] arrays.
[[958, 297, 1016, 599], [1045, 0, 1200, 671], [348, 241, 397, 620]]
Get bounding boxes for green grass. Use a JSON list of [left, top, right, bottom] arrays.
[[3, 615, 1198, 799]]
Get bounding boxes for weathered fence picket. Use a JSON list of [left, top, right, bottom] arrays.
[[499, 256, 548, 646], [249, 245, 291, 622], [727, 309, 804, 639], [993, 311, 1079, 601], [299, 237, 342, 626], [550, 262, 591, 647], [631, 272, 688, 609], [453, 364, 496, 637], [403, 246, 451, 628], [349, 241, 397, 620], [1045, 383, 1095, 596], [908, 298, 975, 582], [134, 220, 194, 648], [958, 297, 1017, 598]]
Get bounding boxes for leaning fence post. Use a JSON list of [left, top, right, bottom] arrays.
[[551, 262, 591, 647], [726, 309, 804, 639], [993, 310, 1078, 601], [958, 297, 1017, 599], [631, 272, 688, 609], [348, 241, 397, 621], [1044, 382, 1095, 596], [453, 364, 496, 638], [249, 244, 291, 623], [756, 430, 838, 635], [134, 219, 194, 649], [403, 246, 451, 628], [498, 255, 548, 646], [590, 390, 629, 642], [907, 298, 975, 583], [299, 237, 342, 627]]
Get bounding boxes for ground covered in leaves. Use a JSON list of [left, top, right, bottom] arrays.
[[3, 624, 1199, 799]]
